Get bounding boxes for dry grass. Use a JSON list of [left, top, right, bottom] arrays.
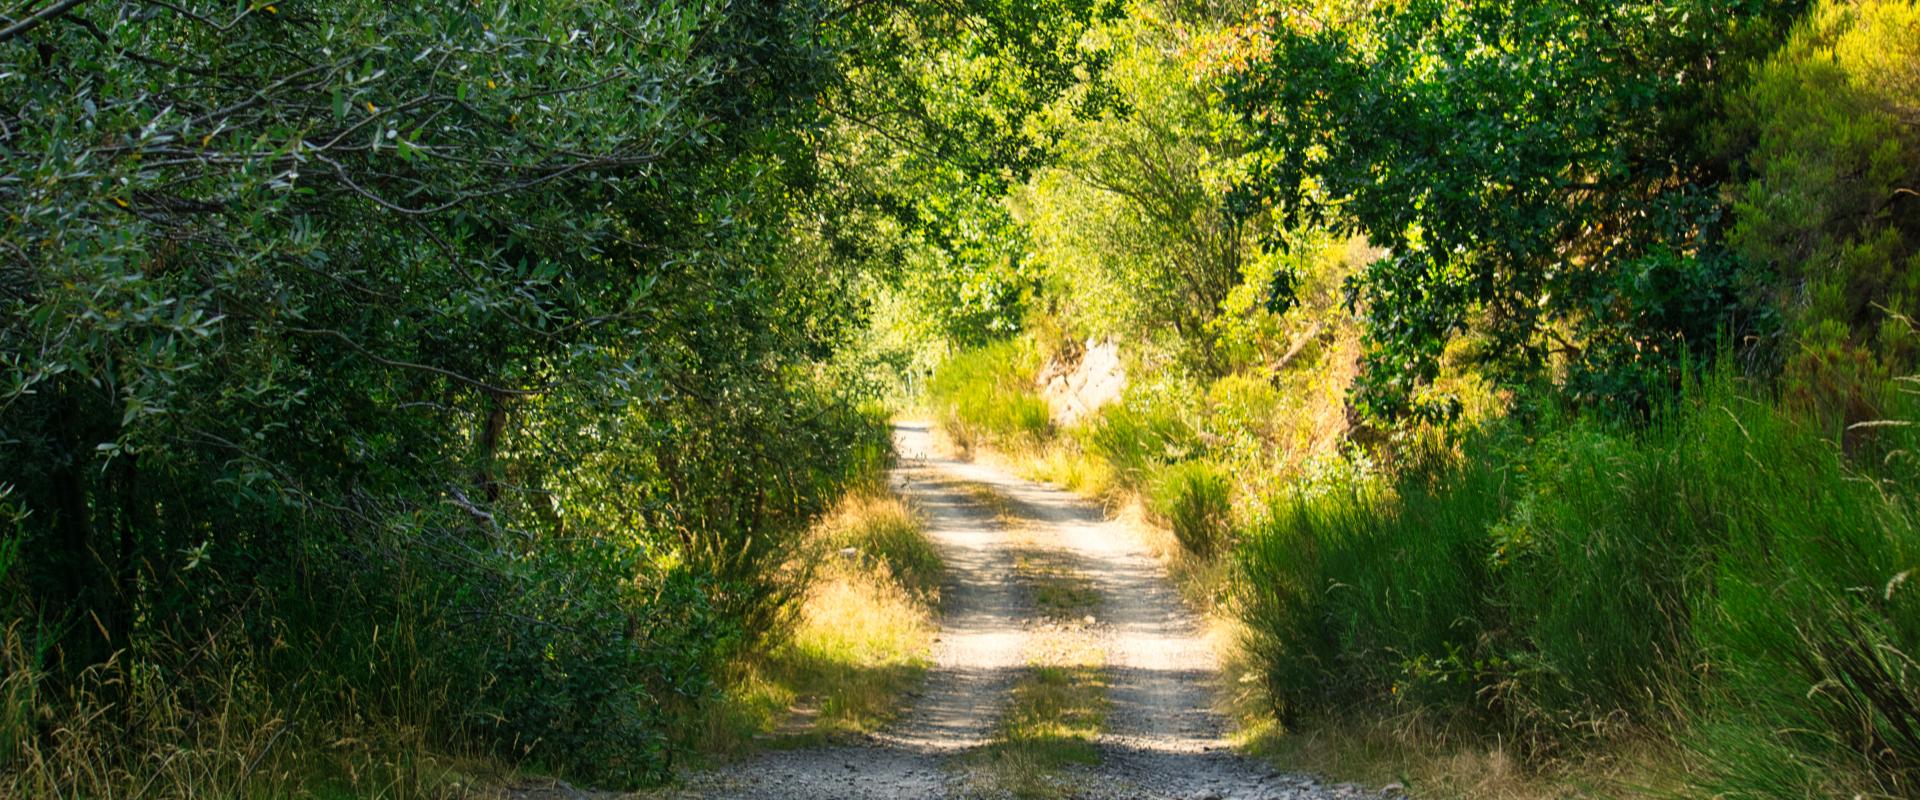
[[700, 486, 940, 754], [1230, 707, 1681, 800], [962, 480, 1106, 623], [0, 622, 503, 799], [1011, 548, 1099, 621], [1211, 617, 1682, 800], [961, 621, 1109, 799]]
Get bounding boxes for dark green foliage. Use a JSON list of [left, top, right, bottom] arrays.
[[1227, 0, 1804, 420], [0, 0, 880, 787]]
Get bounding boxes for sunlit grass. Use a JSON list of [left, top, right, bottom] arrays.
[[702, 487, 940, 753], [1020, 441, 1120, 501], [1230, 707, 1682, 800], [927, 339, 1052, 454]]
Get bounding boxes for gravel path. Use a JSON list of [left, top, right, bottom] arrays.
[[639, 423, 1363, 800]]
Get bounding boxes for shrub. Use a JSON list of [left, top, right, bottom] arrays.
[[1232, 369, 1920, 793], [1729, 0, 1920, 389], [1147, 461, 1234, 558], [0, 0, 878, 792]]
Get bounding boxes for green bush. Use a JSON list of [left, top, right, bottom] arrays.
[[928, 340, 1052, 450], [1147, 461, 1234, 558], [1729, 0, 1920, 386], [1234, 370, 1920, 793], [1078, 387, 1199, 488]]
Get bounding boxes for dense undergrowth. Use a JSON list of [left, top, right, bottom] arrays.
[[1241, 369, 1920, 797], [0, 0, 914, 794], [0, 406, 892, 796]]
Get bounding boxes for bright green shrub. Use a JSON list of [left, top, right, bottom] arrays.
[[1205, 373, 1287, 450], [928, 340, 1052, 450], [1147, 461, 1234, 558], [1730, 0, 1920, 400]]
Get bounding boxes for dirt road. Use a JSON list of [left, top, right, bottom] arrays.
[[658, 423, 1352, 800]]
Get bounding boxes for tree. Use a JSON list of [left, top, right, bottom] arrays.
[[1227, 0, 1804, 419], [818, 0, 1125, 346], [1023, 4, 1255, 366], [0, 0, 866, 784]]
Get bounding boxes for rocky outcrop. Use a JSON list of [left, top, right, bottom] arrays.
[[1037, 339, 1125, 427]]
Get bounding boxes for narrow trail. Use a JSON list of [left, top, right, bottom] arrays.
[[659, 423, 1357, 800]]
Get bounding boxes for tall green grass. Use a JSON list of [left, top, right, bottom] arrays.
[[1147, 461, 1233, 558], [1234, 371, 1920, 795], [1077, 384, 1199, 488], [927, 339, 1052, 451]]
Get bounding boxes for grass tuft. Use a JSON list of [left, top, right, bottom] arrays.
[[928, 340, 1053, 453], [702, 487, 941, 754], [1145, 460, 1233, 558]]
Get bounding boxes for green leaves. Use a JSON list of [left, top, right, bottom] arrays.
[[1227, 0, 1804, 420], [0, 0, 874, 787]]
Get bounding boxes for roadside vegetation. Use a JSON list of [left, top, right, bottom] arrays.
[[0, 0, 1081, 793], [922, 0, 1920, 797], [704, 486, 942, 753]]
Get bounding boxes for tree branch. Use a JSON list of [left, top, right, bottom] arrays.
[[285, 326, 545, 397], [0, 0, 93, 43]]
